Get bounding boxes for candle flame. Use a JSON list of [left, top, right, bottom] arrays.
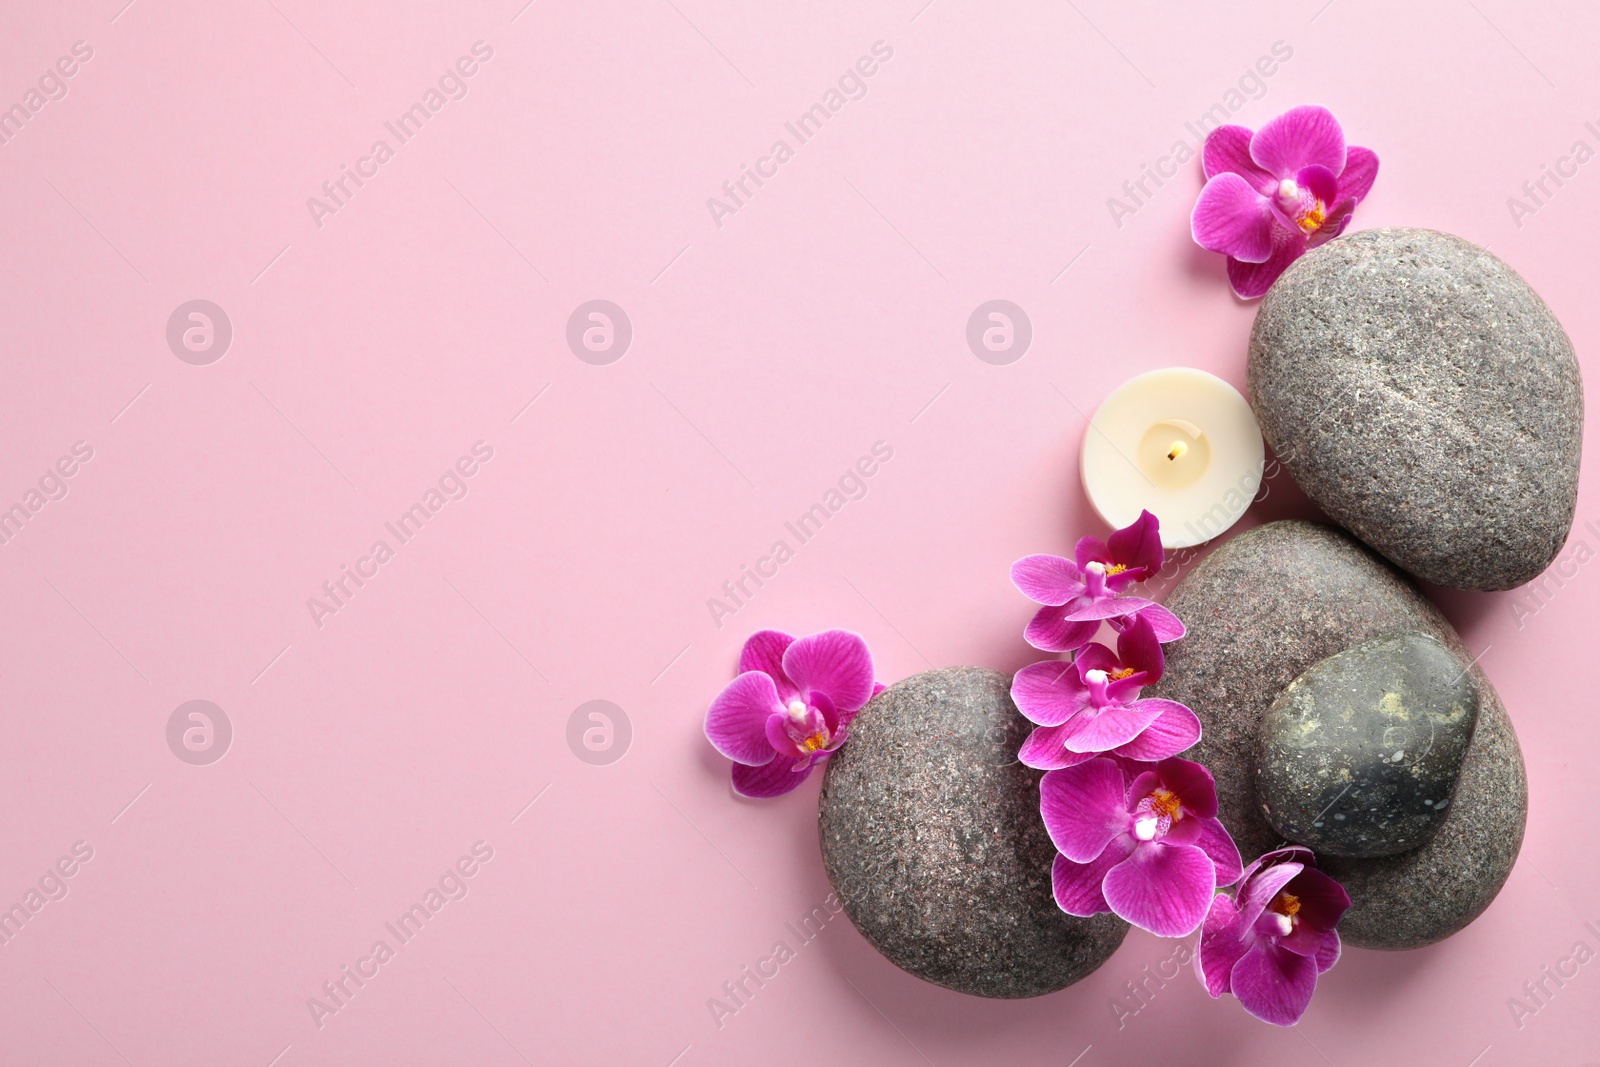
[[1166, 441, 1188, 461]]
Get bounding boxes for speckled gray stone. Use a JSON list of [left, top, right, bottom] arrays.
[[1147, 521, 1525, 950], [1249, 228, 1582, 591], [819, 667, 1127, 997], [1256, 632, 1479, 858]]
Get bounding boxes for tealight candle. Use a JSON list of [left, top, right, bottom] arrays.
[[1080, 368, 1265, 549]]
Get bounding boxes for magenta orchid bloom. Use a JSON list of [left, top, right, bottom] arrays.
[[1043, 756, 1242, 937], [1011, 510, 1183, 653], [704, 630, 876, 798], [1013, 615, 1201, 769], [1190, 105, 1379, 299], [1197, 846, 1349, 1026]]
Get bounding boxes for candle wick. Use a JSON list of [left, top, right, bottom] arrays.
[[1167, 441, 1187, 461]]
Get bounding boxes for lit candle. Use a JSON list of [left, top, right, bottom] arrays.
[[1079, 368, 1265, 549]]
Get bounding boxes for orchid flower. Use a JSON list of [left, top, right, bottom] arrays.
[[1043, 757, 1242, 937], [704, 630, 876, 798], [1190, 105, 1379, 298], [1011, 510, 1183, 653], [1197, 846, 1350, 1026], [1013, 615, 1201, 769]]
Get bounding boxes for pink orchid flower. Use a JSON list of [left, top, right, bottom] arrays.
[[1012, 510, 1183, 654], [1197, 846, 1350, 1026], [704, 630, 876, 798], [1043, 757, 1242, 937], [1190, 105, 1379, 299], [1013, 614, 1201, 769]]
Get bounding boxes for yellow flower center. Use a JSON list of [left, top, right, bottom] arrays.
[[799, 732, 829, 753], [1149, 788, 1182, 821], [1108, 667, 1137, 681], [1272, 891, 1302, 918], [1103, 562, 1129, 576], [1296, 204, 1326, 235]]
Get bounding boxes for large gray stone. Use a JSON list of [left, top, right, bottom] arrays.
[[1256, 631, 1479, 858], [819, 667, 1126, 997], [1147, 520, 1526, 950], [1249, 227, 1582, 591]]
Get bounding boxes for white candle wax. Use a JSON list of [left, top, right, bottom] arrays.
[[1079, 368, 1265, 549]]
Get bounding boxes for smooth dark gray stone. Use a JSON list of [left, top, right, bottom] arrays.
[[1256, 632, 1480, 858], [1147, 521, 1526, 950], [819, 667, 1126, 997], [1250, 227, 1582, 591]]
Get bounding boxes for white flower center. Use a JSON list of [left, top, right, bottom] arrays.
[[1085, 669, 1108, 685], [787, 700, 808, 720], [1133, 815, 1158, 842], [1273, 912, 1294, 937]]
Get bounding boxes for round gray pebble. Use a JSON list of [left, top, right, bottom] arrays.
[[1256, 631, 1479, 858], [1249, 228, 1582, 591], [819, 666, 1127, 997], [1147, 520, 1526, 950]]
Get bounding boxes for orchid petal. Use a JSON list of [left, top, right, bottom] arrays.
[[1239, 861, 1306, 930], [1052, 839, 1133, 917], [1296, 164, 1340, 208], [1113, 701, 1201, 761], [765, 713, 805, 759], [1011, 554, 1083, 606], [1191, 816, 1244, 887], [1103, 842, 1217, 936], [1153, 756, 1219, 819], [1203, 124, 1276, 192], [737, 630, 798, 702], [1062, 702, 1164, 752], [1011, 660, 1089, 726], [1066, 595, 1155, 622], [1040, 760, 1129, 862], [1192, 173, 1277, 263], [704, 672, 783, 765], [1197, 892, 1250, 998], [1115, 614, 1164, 682], [731, 754, 813, 797], [1018, 723, 1100, 770], [1229, 944, 1320, 1026], [1338, 145, 1379, 201], [1133, 602, 1187, 642], [1024, 606, 1100, 653], [1250, 104, 1346, 178], [783, 630, 875, 711], [1226, 225, 1307, 300], [1283, 867, 1352, 930], [1073, 644, 1119, 675], [1106, 510, 1164, 579]]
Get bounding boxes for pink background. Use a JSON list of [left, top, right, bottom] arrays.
[[1, 0, 1595, 1063]]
